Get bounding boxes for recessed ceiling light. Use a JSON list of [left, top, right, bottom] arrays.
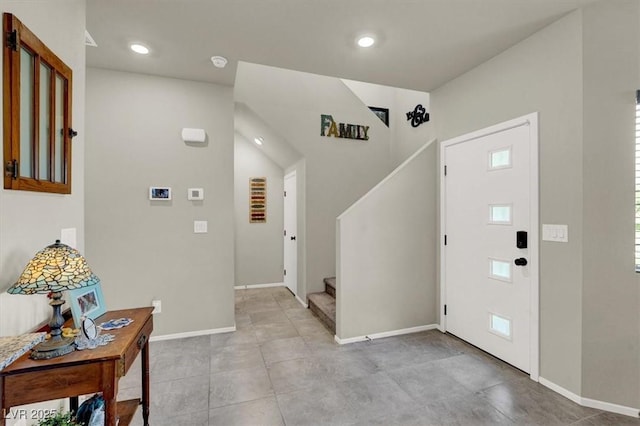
[[130, 43, 149, 55], [254, 137, 264, 146], [211, 56, 228, 68], [357, 36, 375, 48]]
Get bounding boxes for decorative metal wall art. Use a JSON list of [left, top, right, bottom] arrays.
[[406, 104, 430, 128]]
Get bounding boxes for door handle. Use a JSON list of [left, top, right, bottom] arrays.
[[290, 236, 296, 241], [514, 257, 528, 266]]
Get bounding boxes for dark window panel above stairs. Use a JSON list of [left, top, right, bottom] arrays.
[[308, 277, 336, 334]]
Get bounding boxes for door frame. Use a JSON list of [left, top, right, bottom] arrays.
[[284, 170, 297, 296], [439, 112, 539, 380]]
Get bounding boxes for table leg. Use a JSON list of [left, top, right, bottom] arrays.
[[0, 376, 5, 426], [69, 396, 79, 415], [142, 341, 150, 426], [102, 363, 118, 426]]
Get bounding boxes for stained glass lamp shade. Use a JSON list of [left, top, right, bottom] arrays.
[[7, 240, 100, 359]]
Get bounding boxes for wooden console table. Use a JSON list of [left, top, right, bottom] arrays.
[[0, 307, 153, 426]]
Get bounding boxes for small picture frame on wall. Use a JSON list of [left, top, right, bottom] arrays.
[[69, 283, 107, 329], [149, 186, 172, 200], [249, 177, 267, 223], [369, 106, 389, 127]]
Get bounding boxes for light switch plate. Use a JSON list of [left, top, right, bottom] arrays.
[[542, 224, 568, 242], [188, 188, 204, 201], [194, 220, 208, 233]]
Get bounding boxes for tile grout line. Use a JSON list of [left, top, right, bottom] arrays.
[[260, 293, 287, 424]]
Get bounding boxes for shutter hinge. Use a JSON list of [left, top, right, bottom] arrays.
[[444, 235, 447, 246], [6, 30, 17, 51], [444, 305, 447, 316], [444, 165, 447, 176], [5, 160, 17, 179]]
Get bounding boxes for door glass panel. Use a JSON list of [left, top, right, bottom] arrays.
[[489, 258, 511, 282], [39, 63, 51, 180], [489, 147, 511, 169], [490, 313, 512, 339], [489, 204, 512, 224], [20, 48, 34, 178], [54, 74, 64, 183]]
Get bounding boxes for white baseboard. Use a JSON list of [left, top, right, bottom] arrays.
[[334, 324, 439, 345], [539, 377, 640, 418], [296, 294, 308, 308], [538, 377, 582, 405], [234, 282, 285, 290], [150, 326, 236, 342]]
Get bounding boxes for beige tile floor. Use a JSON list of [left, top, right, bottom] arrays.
[[118, 286, 640, 425]]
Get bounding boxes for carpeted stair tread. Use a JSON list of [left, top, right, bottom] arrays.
[[324, 277, 336, 298], [308, 292, 336, 333]]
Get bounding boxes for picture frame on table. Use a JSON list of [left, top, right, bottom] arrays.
[[69, 283, 107, 329]]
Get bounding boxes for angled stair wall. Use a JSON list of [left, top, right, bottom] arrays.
[[336, 139, 439, 340]]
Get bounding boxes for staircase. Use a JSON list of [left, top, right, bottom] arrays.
[[308, 277, 336, 333]]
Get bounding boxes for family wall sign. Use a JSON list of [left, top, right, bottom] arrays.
[[320, 114, 370, 141]]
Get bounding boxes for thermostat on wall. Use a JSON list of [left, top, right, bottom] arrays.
[[188, 188, 204, 200]]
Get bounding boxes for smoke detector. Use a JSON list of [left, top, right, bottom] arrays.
[[211, 56, 228, 68]]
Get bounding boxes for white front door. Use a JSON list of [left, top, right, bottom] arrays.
[[441, 113, 539, 377], [284, 172, 297, 295]]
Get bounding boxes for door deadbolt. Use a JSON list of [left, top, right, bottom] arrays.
[[514, 257, 528, 266], [290, 236, 296, 241], [516, 231, 528, 249]]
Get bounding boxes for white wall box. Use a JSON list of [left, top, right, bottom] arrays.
[[188, 188, 204, 200]]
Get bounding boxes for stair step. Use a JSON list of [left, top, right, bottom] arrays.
[[308, 292, 336, 334], [324, 277, 336, 298]]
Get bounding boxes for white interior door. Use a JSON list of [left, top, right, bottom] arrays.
[[284, 172, 297, 295], [441, 114, 538, 377]]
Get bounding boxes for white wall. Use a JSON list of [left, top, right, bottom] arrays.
[[581, 0, 640, 407], [0, 0, 86, 337], [337, 141, 438, 340], [235, 63, 394, 295], [433, 10, 584, 395], [342, 79, 435, 166], [85, 68, 235, 336], [234, 134, 284, 286], [0, 2, 86, 423], [433, 1, 640, 409]]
